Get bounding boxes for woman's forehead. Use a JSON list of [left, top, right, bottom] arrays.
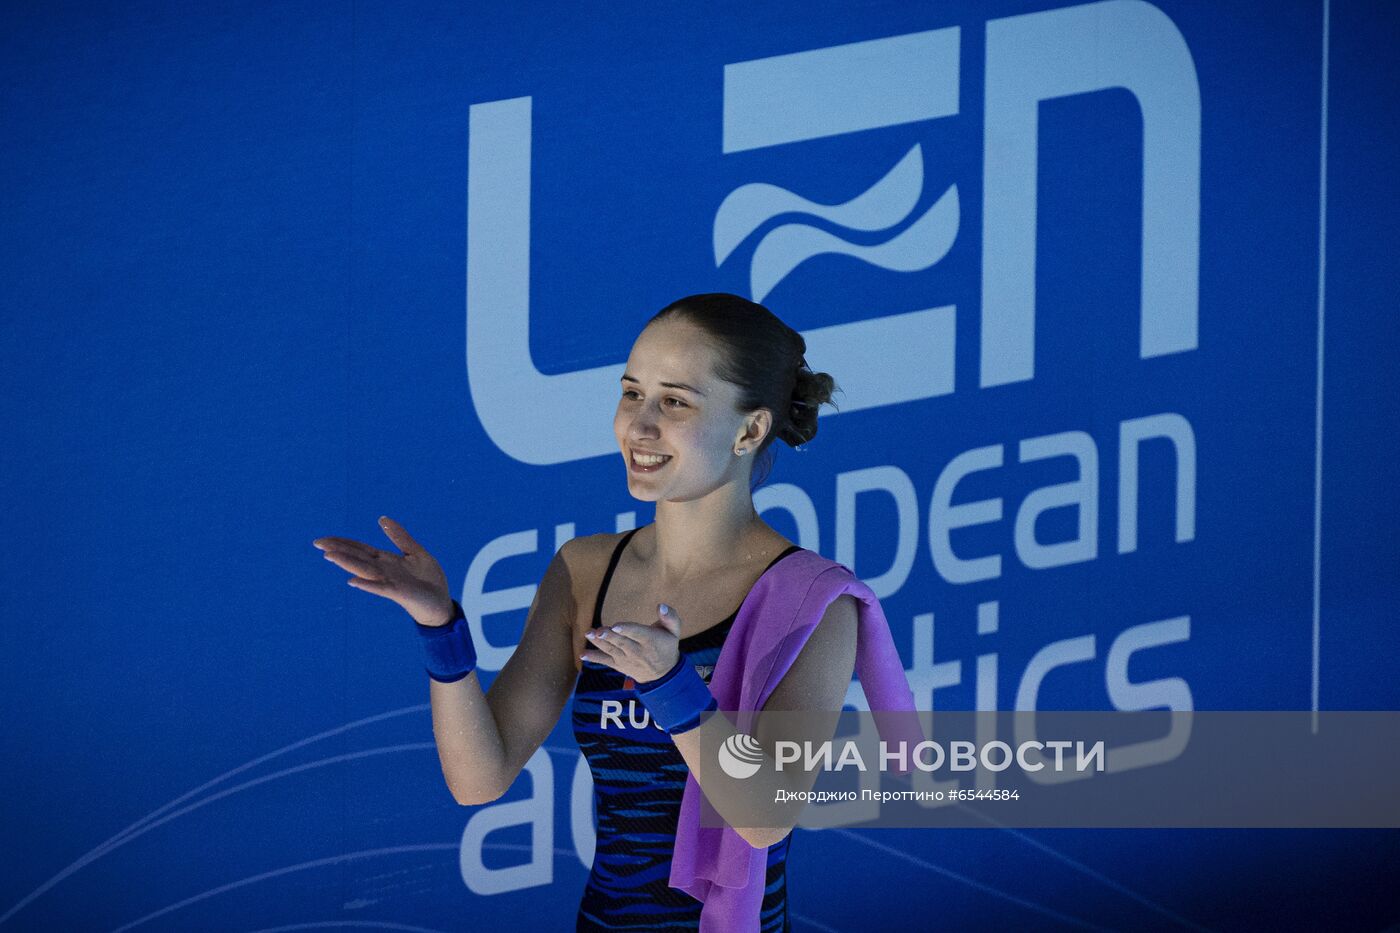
[[627, 325, 717, 386]]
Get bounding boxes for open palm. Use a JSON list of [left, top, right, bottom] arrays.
[[313, 516, 455, 627]]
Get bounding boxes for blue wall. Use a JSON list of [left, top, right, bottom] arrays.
[[3, 0, 1397, 929]]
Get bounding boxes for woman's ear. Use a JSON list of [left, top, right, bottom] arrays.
[[746, 408, 772, 447]]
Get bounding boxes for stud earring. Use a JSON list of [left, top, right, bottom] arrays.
[[735, 447, 746, 456]]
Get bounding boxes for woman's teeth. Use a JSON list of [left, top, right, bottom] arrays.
[[632, 452, 672, 467]]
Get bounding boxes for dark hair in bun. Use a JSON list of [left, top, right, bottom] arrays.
[[647, 293, 842, 488], [779, 364, 838, 448]]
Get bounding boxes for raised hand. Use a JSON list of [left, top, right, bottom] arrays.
[[313, 516, 455, 627], [582, 601, 683, 683]]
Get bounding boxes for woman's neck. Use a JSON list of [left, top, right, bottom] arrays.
[[646, 500, 768, 585]]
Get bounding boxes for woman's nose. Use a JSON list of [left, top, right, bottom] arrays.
[[627, 408, 660, 437]]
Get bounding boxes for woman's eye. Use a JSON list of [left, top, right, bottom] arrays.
[[620, 389, 685, 409]]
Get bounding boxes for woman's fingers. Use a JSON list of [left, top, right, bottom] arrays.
[[347, 575, 393, 597], [585, 630, 628, 656], [601, 625, 646, 651], [378, 516, 423, 555], [583, 627, 680, 681], [579, 648, 612, 666], [316, 526, 446, 614], [322, 548, 387, 582], [607, 623, 682, 681], [313, 537, 383, 562]]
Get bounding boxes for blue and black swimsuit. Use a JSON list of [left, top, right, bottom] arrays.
[[572, 527, 802, 931]]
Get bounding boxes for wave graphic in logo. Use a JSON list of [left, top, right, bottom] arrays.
[[713, 143, 959, 301], [718, 732, 766, 780]]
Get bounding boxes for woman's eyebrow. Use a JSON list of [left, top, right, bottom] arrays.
[[621, 374, 707, 396]]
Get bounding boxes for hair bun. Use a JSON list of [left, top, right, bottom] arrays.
[[779, 367, 838, 448]]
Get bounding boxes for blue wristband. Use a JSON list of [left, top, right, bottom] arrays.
[[635, 655, 717, 735], [417, 599, 477, 683]]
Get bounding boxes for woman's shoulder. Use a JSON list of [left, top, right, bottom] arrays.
[[772, 550, 871, 601], [765, 543, 851, 578], [558, 530, 630, 582], [559, 529, 650, 602]]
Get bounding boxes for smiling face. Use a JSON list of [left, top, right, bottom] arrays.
[[613, 317, 770, 502]]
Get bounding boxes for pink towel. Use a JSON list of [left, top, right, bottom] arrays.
[[668, 548, 924, 931]]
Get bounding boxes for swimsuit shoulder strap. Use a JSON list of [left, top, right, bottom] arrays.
[[592, 527, 641, 630]]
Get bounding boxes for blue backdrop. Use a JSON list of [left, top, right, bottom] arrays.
[[3, 0, 1398, 930]]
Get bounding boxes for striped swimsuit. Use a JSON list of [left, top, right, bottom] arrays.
[[573, 527, 802, 931]]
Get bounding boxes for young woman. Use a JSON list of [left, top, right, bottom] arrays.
[[313, 293, 918, 931]]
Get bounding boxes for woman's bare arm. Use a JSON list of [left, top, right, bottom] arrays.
[[315, 518, 592, 807], [432, 537, 588, 805]]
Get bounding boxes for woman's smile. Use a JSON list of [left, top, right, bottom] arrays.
[[629, 449, 674, 473]]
